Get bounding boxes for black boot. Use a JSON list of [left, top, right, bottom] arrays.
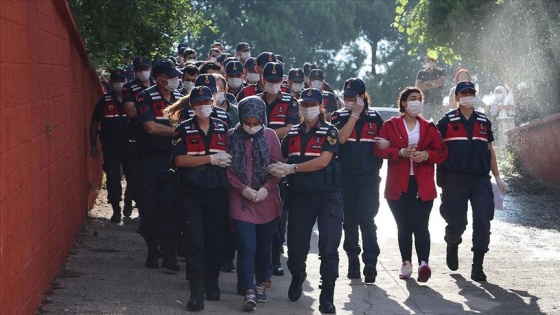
[[144, 238, 159, 269], [347, 256, 361, 279], [363, 262, 377, 283], [205, 269, 221, 301], [187, 277, 205, 311], [272, 247, 285, 276], [446, 244, 459, 271], [161, 242, 180, 272], [319, 282, 336, 314], [110, 203, 121, 223], [288, 270, 307, 301], [123, 199, 133, 217], [471, 252, 487, 282]]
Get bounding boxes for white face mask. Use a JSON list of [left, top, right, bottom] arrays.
[[209, 57, 217, 62], [136, 71, 150, 82], [426, 61, 437, 69], [405, 100, 423, 116], [246, 73, 260, 84], [243, 124, 262, 135], [494, 93, 504, 102], [344, 101, 356, 111], [300, 106, 321, 121], [310, 80, 323, 89], [458, 96, 477, 108], [290, 83, 303, 93], [265, 82, 281, 95], [228, 78, 243, 89], [241, 52, 250, 59], [112, 82, 125, 92], [183, 81, 195, 93], [215, 91, 226, 105], [194, 104, 213, 119], [162, 77, 180, 91]]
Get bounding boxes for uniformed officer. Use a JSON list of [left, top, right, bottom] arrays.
[[172, 86, 232, 311], [179, 47, 197, 67], [268, 88, 342, 314], [287, 68, 305, 99], [243, 57, 260, 86], [436, 81, 507, 282], [216, 53, 232, 75], [122, 56, 155, 217], [330, 78, 384, 283], [307, 69, 341, 115], [199, 61, 222, 75], [236, 52, 277, 101], [214, 74, 239, 131], [181, 64, 199, 96], [225, 60, 244, 97], [135, 58, 183, 271], [235, 41, 251, 64], [90, 67, 132, 223], [302, 62, 316, 86], [256, 62, 299, 278], [207, 48, 221, 62]]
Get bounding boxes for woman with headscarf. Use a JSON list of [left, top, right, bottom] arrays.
[[226, 96, 283, 311]]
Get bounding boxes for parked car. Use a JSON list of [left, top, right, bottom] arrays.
[[371, 107, 400, 121]]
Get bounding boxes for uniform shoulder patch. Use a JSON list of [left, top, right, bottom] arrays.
[[327, 128, 338, 145]]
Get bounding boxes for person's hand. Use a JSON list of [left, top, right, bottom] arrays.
[[495, 176, 508, 195], [254, 187, 268, 202], [351, 96, 365, 116], [268, 162, 295, 178], [374, 137, 390, 150], [90, 146, 99, 159], [242, 187, 258, 200], [400, 146, 417, 158], [210, 152, 232, 167], [411, 150, 429, 163]]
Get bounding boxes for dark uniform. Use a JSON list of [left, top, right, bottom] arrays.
[[135, 81, 183, 269], [91, 91, 132, 214], [330, 104, 383, 282], [282, 119, 342, 312], [122, 75, 155, 215], [437, 108, 494, 277], [173, 114, 230, 307], [178, 106, 232, 128]]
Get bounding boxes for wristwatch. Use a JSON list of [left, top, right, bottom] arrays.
[[293, 164, 298, 173]]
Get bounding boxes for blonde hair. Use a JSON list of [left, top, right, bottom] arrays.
[[164, 95, 190, 126]]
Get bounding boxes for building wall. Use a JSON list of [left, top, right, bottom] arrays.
[[0, 1, 102, 314], [507, 113, 560, 187]]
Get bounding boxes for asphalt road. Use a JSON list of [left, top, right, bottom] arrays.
[[38, 171, 560, 314]]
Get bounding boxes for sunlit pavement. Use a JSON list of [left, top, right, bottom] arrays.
[[38, 166, 560, 314]]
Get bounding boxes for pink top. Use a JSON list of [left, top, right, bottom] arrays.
[[226, 128, 283, 224]]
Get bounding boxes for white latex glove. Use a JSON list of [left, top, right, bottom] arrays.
[[242, 187, 258, 200], [210, 152, 232, 168], [495, 177, 507, 195], [374, 137, 390, 150], [268, 162, 295, 178], [254, 187, 268, 202]]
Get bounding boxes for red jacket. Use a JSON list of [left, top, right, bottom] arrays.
[[375, 115, 448, 201]]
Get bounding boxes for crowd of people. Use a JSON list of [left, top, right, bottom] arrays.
[[89, 42, 508, 313]]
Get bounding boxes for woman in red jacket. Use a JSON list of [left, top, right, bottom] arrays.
[[375, 87, 448, 283]]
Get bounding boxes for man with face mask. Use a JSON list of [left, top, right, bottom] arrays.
[[179, 47, 197, 67], [237, 52, 277, 101], [90, 68, 131, 223], [307, 69, 340, 117], [207, 48, 221, 63], [225, 60, 245, 97], [135, 59, 184, 271], [415, 51, 446, 121], [235, 41, 251, 64], [288, 68, 305, 99], [214, 73, 239, 127], [181, 64, 199, 96], [121, 56, 156, 217], [243, 57, 259, 86], [330, 78, 384, 284], [436, 81, 507, 283]]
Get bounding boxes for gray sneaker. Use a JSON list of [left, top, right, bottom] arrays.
[[243, 290, 257, 311], [255, 283, 268, 302]]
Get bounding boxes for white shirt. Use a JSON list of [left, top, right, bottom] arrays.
[[403, 119, 420, 176]]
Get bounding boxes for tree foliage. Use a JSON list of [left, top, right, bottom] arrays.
[[68, 0, 214, 67]]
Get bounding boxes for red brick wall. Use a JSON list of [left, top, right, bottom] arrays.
[[507, 113, 560, 186], [0, 1, 102, 314]]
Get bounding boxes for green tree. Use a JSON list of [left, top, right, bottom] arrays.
[[68, 0, 213, 68]]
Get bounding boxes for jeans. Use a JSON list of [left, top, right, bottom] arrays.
[[234, 218, 277, 292]]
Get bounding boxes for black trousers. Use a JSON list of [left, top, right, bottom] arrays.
[[342, 174, 380, 264], [440, 171, 494, 253], [101, 141, 132, 205], [179, 187, 228, 281], [287, 191, 343, 283], [387, 176, 433, 264]]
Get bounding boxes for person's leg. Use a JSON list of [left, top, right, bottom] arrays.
[[357, 175, 380, 282], [120, 143, 134, 216], [202, 189, 228, 300], [341, 175, 360, 278], [387, 198, 413, 263], [412, 199, 434, 264], [233, 220, 257, 293], [102, 143, 123, 221], [158, 175, 179, 271], [469, 176, 494, 281], [254, 218, 277, 302]]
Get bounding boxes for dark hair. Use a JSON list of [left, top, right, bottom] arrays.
[[397, 87, 424, 113], [213, 73, 227, 89], [182, 64, 199, 77], [208, 48, 221, 56], [198, 61, 221, 74]]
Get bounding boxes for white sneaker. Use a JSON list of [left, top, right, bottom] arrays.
[[399, 261, 413, 279]]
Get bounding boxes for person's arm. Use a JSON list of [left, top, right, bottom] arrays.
[[124, 102, 137, 118], [89, 120, 100, 158], [142, 121, 175, 137], [263, 129, 283, 191], [274, 124, 293, 139], [174, 154, 211, 168], [413, 124, 448, 163], [294, 151, 334, 172], [374, 121, 400, 160]]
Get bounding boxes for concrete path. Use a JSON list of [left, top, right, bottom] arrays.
[[38, 179, 560, 314]]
